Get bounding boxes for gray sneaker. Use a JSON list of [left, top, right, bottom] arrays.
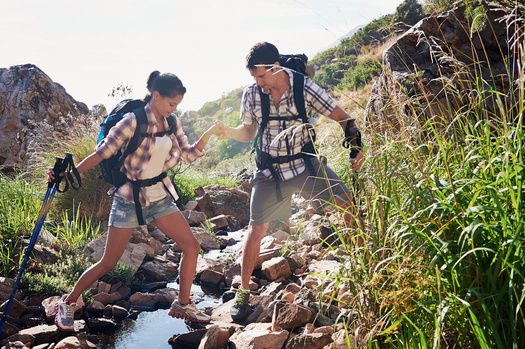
[[55, 295, 76, 332], [230, 288, 250, 321], [168, 300, 211, 323]]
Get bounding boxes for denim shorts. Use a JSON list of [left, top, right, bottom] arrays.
[[108, 195, 179, 228]]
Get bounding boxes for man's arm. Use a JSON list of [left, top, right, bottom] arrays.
[[214, 121, 258, 143], [327, 106, 364, 172]]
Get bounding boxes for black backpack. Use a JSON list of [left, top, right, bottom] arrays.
[[278, 54, 315, 78], [96, 99, 177, 224]]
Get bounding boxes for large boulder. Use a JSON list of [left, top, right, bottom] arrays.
[[365, 2, 520, 136], [0, 64, 90, 171]]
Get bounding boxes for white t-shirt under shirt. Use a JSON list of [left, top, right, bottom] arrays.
[[142, 135, 172, 202]]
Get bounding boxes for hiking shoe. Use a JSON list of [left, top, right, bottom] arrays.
[[55, 295, 76, 332], [230, 288, 250, 321], [168, 300, 211, 323]]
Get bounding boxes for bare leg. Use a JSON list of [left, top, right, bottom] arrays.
[[240, 223, 268, 290], [154, 211, 201, 304], [65, 226, 134, 303]]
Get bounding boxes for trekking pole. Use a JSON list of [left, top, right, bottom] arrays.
[[0, 153, 80, 335]]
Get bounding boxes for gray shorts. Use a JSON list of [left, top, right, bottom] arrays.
[[108, 195, 179, 228], [250, 159, 350, 225]]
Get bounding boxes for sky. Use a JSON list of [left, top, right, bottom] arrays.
[[0, 0, 405, 112]]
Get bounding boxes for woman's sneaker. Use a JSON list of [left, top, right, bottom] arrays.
[[55, 295, 76, 332], [230, 288, 250, 321], [168, 300, 211, 323]]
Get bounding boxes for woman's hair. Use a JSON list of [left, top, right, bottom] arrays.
[[246, 42, 280, 70], [144, 71, 186, 103]]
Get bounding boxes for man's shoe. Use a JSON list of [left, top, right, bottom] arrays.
[[168, 300, 211, 323], [230, 288, 250, 321], [55, 295, 76, 332]]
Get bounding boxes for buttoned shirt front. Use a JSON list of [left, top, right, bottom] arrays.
[[241, 71, 337, 181], [96, 103, 204, 206]]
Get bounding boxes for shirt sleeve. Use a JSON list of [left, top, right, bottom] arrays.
[[240, 85, 258, 126], [172, 115, 205, 163], [304, 77, 338, 117], [95, 113, 135, 159]]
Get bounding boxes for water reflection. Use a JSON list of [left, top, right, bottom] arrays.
[[95, 228, 246, 348]]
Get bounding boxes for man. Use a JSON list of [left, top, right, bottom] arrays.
[[215, 42, 364, 321]]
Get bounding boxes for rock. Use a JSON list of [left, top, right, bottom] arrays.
[[55, 333, 96, 348], [181, 210, 206, 226], [84, 232, 146, 274], [111, 305, 129, 320], [365, 2, 519, 135], [228, 327, 289, 349], [0, 278, 20, 302], [180, 227, 220, 250], [129, 292, 158, 310], [85, 318, 116, 332], [18, 324, 62, 345], [195, 185, 250, 225], [223, 263, 242, 287], [139, 258, 178, 282], [0, 298, 27, 318], [272, 302, 313, 331], [209, 214, 230, 231], [285, 332, 333, 349], [200, 270, 225, 286], [198, 325, 231, 349], [1, 333, 35, 348], [261, 257, 291, 281], [168, 328, 208, 348], [0, 64, 89, 171]]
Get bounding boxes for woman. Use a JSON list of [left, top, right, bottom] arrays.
[[50, 71, 217, 331]]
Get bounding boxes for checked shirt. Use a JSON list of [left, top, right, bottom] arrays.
[[241, 70, 337, 181], [96, 103, 204, 206]]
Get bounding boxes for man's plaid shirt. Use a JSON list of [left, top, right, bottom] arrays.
[[241, 70, 337, 181], [96, 103, 204, 206]]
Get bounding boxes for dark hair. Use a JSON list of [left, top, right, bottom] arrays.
[[144, 71, 186, 103], [246, 42, 279, 70]]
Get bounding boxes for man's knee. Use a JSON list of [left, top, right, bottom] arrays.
[[246, 223, 268, 244]]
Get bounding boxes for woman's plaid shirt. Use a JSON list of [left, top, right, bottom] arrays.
[[241, 71, 337, 181], [96, 103, 204, 206]]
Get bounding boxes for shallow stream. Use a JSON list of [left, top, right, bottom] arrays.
[[95, 228, 247, 349]]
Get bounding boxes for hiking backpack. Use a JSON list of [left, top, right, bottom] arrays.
[[97, 99, 177, 224]]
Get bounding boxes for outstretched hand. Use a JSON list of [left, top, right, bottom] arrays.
[[209, 120, 230, 140]]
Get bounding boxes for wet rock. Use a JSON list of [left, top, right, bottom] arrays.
[[85, 318, 115, 332], [110, 305, 129, 320], [197, 325, 231, 349], [168, 328, 208, 348]]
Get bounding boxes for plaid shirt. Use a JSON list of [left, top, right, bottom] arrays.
[[241, 71, 337, 181], [96, 103, 204, 206]]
